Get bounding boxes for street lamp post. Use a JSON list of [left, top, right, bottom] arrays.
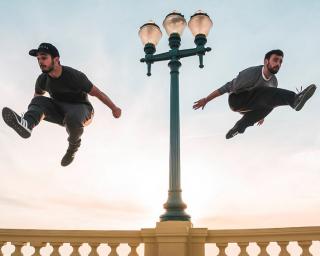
[[139, 11, 213, 222]]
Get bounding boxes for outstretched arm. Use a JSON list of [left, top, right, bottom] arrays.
[[89, 85, 121, 118], [193, 89, 221, 110], [193, 79, 233, 110]]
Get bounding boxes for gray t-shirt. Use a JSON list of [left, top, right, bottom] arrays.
[[218, 65, 278, 95]]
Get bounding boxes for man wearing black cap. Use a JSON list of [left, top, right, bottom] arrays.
[[2, 43, 122, 166], [193, 49, 317, 139]]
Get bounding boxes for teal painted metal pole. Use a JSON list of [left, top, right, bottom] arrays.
[[169, 58, 181, 193], [159, 58, 190, 221], [160, 34, 190, 221]]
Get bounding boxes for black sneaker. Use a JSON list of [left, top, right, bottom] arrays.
[[61, 149, 77, 167], [2, 107, 32, 138], [226, 124, 242, 139], [293, 84, 317, 111]]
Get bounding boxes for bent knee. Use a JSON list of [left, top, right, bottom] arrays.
[[64, 115, 85, 128], [31, 95, 52, 105]]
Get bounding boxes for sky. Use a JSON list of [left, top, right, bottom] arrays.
[[0, 0, 320, 236]]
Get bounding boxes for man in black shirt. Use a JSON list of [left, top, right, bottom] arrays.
[[2, 43, 122, 166]]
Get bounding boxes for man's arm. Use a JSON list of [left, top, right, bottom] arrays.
[[193, 89, 222, 110], [193, 79, 234, 110], [34, 75, 46, 97], [89, 85, 121, 118]]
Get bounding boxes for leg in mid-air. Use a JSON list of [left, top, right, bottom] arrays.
[[226, 108, 273, 139], [2, 96, 94, 167], [2, 96, 64, 138], [226, 84, 316, 139], [59, 102, 94, 167]]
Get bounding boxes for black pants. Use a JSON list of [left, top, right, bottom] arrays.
[[228, 86, 296, 132], [24, 96, 94, 150]]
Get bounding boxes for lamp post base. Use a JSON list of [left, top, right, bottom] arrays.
[[160, 211, 191, 221], [160, 190, 191, 221]]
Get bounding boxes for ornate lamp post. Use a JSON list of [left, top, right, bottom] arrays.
[[139, 11, 213, 221]]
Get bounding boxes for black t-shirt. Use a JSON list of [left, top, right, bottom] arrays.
[[35, 66, 93, 104]]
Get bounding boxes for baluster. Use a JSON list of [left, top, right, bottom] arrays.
[[278, 241, 290, 256], [108, 243, 119, 256], [31, 242, 45, 256], [257, 242, 269, 256], [12, 242, 24, 256], [128, 243, 139, 256], [216, 243, 228, 256], [238, 242, 249, 256], [298, 241, 312, 256], [0, 242, 6, 256], [70, 243, 82, 256], [50, 242, 62, 256], [88, 243, 100, 256]]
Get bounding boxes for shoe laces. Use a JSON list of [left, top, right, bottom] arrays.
[[20, 112, 28, 122], [18, 112, 31, 130], [296, 86, 303, 93]]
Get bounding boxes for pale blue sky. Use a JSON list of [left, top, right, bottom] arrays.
[[0, 0, 319, 230]]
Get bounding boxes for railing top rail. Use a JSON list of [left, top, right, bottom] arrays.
[[0, 229, 142, 243], [206, 226, 320, 243], [1, 226, 320, 244]]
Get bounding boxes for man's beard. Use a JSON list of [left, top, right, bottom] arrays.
[[267, 64, 280, 74], [40, 61, 54, 73]]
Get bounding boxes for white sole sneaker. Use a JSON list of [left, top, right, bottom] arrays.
[[294, 84, 317, 111], [2, 107, 31, 139]]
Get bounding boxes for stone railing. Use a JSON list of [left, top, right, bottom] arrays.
[[0, 229, 142, 256], [205, 226, 320, 256], [1, 222, 319, 256]]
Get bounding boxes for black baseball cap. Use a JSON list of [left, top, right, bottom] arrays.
[[29, 43, 60, 57]]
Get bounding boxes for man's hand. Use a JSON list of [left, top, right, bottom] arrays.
[[257, 119, 264, 126], [112, 106, 121, 118], [193, 90, 221, 110], [193, 98, 208, 110], [89, 85, 122, 118]]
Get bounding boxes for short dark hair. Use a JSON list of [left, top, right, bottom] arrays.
[[265, 49, 284, 60]]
